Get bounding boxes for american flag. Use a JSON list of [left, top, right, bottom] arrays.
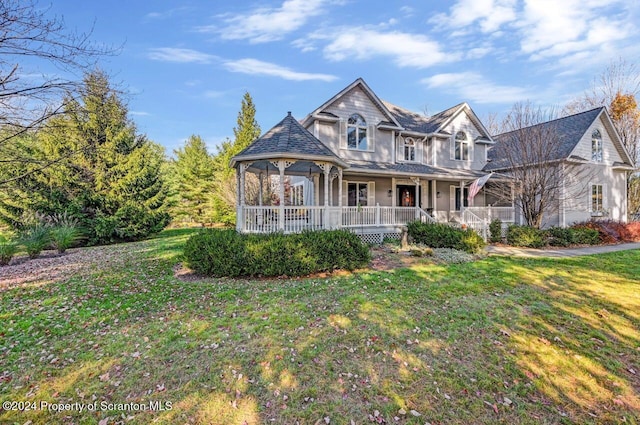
[[467, 173, 492, 205]]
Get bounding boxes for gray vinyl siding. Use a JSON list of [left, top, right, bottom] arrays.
[[436, 111, 487, 170], [320, 86, 395, 163], [570, 116, 623, 164], [562, 163, 627, 225]]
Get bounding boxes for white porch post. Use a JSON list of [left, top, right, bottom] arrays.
[[323, 164, 330, 229], [431, 179, 437, 214], [460, 180, 465, 211], [413, 177, 420, 218], [338, 169, 343, 207], [391, 178, 396, 207], [236, 168, 242, 231], [278, 160, 285, 231], [323, 165, 329, 208], [313, 175, 320, 206], [258, 172, 263, 206]]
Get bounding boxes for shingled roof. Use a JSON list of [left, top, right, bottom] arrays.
[[382, 101, 464, 135], [485, 107, 605, 171], [231, 112, 345, 167]]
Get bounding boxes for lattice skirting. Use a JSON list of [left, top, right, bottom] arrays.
[[356, 231, 402, 244]]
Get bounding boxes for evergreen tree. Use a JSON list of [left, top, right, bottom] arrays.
[[211, 92, 261, 224], [0, 70, 170, 243], [171, 135, 216, 225]]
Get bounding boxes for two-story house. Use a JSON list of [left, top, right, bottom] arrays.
[[230, 78, 632, 240]]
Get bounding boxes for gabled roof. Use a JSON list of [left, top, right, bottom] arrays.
[[231, 112, 346, 168], [484, 107, 633, 171], [382, 101, 463, 135], [301, 78, 402, 128]]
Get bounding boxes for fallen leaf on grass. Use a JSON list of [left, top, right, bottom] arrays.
[[484, 401, 499, 414]]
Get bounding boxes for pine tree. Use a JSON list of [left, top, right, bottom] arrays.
[[211, 92, 261, 224], [171, 135, 216, 225], [0, 70, 170, 243]]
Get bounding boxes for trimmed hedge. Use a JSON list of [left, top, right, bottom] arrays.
[[506, 224, 601, 248], [407, 221, 485, 254], [506, 225, 546, 248], [183, 229, 371, 278], [489, 218, 503, 243]]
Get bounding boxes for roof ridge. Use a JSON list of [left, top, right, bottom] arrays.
[[494, 107, 604, 137]]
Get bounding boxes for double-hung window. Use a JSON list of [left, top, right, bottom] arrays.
[[347, 114, 368, 150], [347, 182, 368, 207], [591, 184, 603, 213]]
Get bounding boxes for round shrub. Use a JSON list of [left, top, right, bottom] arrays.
[[568, 226, 600, 245], [506, 224, 545, 248], [489, 218, 503, 243], [183, 229, 371, 278], [407, 221, 485, 254], [183, 229, 245, 277], [546, 226, 574, 247]]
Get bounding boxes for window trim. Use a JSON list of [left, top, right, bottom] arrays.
[[591, 183, 604, 214], [347, 114, 368, 151], [454, 131, 470, 161], [402, 137, 416, 162], [347, 181, 369, 207], [591, 129, 603, 162]]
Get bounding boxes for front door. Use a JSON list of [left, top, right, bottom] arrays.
[[397, 185, 417, 207]]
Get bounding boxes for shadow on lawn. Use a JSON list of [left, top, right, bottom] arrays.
[[1, 242, 638, 424]]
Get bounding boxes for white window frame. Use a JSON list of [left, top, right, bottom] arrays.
[[347, 181, 369, 207], [402, 137, 416, 162], [454, 131, 470, 161], [347, 114, 368, 151], [591, 184, 604, 214], [591, 129, 603, 162]]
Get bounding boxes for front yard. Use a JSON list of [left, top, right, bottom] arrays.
[[0, 229, 638, 424]]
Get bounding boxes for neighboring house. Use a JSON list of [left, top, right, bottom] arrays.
[[486, 108, 635, 227], [231, 78, 631, 239]]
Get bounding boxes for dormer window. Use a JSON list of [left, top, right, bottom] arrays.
[[454, 131, 469, 161], [347, 114, 368, 150], [403, 137, 416, 161], [592, 129, 603, 162]]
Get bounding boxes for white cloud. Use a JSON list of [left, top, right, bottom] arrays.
[[223, 58, 338, 82], [322, 28, 456, 68], [422, 72, 532, 104], [130, 111, 151, 116], [147, 48, 218, 64], [204, 0, 336, 43], [430, 0, 517, 33], [519, 0, 632, 60]]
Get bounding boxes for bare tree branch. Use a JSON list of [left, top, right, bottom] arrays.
[[0, 0, 116, 159]]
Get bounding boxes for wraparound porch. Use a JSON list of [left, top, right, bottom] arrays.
[[237, 204, 515, 240]]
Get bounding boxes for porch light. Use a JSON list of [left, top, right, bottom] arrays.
[[436, 191, 441, 198], [387, 189, 392, 197]]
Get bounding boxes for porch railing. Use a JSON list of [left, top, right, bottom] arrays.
[[341, 206, 426, 228], [242, 206, 326, 233], [461, 208, 488, 240], [241, 205, 431, 233], [464, 206, 515, 223]]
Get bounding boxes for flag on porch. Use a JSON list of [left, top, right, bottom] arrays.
[[467, 173, 492, 205]]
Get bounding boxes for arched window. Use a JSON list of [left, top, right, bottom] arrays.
[[591, 129, 602, 162], [347, 114, 368, 150], [454, 131, 469, 160], [403, 137, 416, 161]]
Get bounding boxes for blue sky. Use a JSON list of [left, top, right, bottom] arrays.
[[45, 0, 640, 154]]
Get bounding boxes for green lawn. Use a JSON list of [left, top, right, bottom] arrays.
[[0, 229, 638, 424]]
